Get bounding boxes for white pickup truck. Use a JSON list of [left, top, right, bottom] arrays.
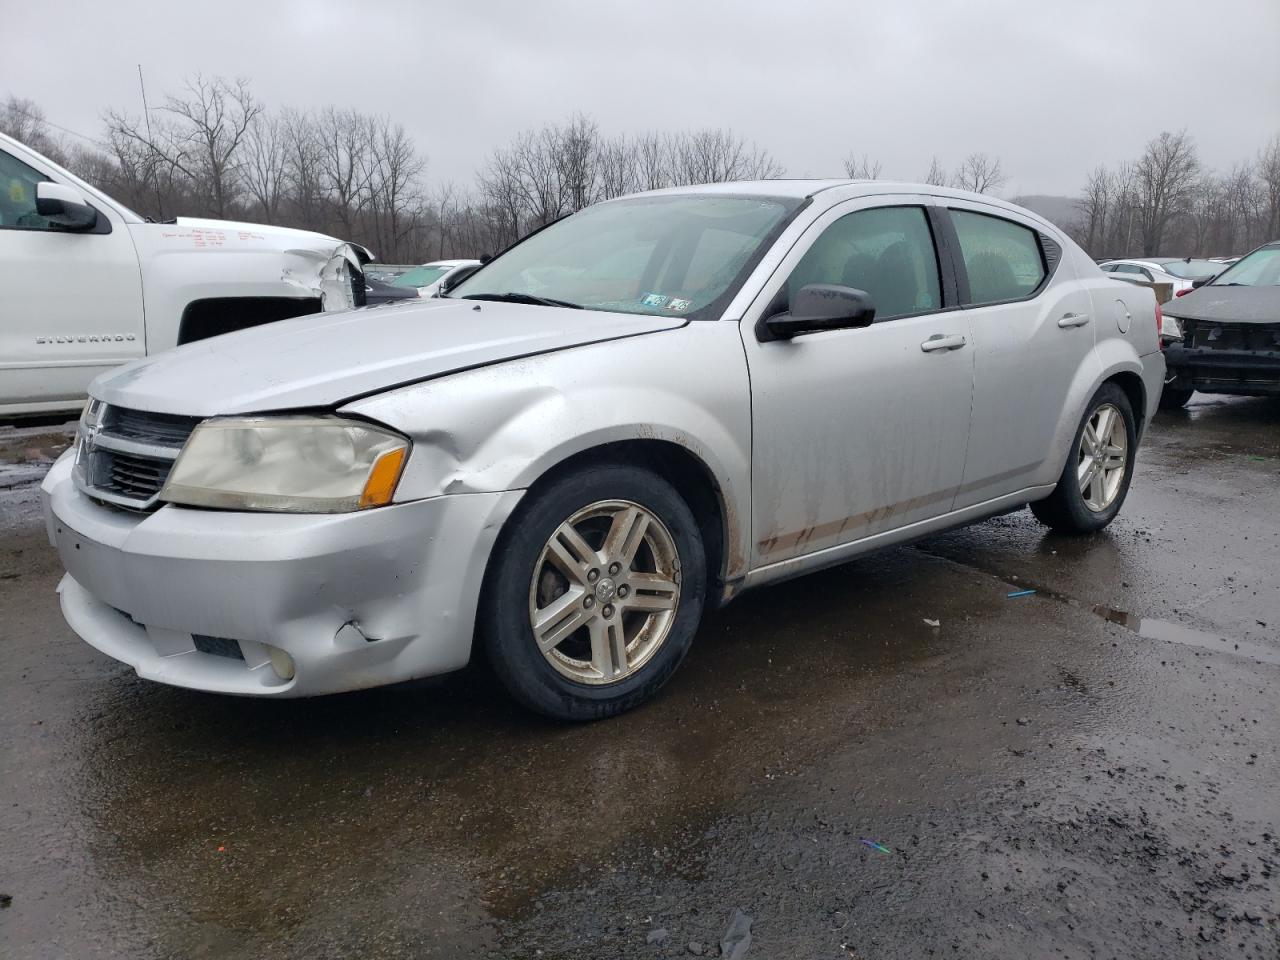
[[0, 132, 368, 420]]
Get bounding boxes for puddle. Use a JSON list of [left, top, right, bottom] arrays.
[[1091, 604, 1280, 666], [910, 545, 1277, 668]]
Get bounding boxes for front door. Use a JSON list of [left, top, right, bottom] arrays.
[[0, 144, 144, 414], [741, 198, 974, 568]]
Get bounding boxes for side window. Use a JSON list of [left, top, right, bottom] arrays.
[[951, 210, 1047, 304], [787, 206, 941, 321], [1114, 264, 1139, 275], [0, 148, 53, 231]]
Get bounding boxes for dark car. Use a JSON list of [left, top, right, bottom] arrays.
[[362, 274, 422, 307], [1159, 240, 1280, 408]]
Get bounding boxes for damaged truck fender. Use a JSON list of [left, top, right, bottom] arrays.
[[0, 129, 370, 420]]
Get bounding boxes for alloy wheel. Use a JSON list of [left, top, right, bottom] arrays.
[[1077, 402, 1128, 512], [528, 500, 682, 684]]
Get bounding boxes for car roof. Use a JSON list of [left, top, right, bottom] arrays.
[[610, 179, 1057, 227]]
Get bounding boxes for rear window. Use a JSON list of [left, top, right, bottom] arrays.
[[951, 210, 1046, 304], [1161, 259, 1224, 280]]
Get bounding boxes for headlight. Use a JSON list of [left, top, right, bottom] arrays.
[[161, 416, 408, 513]]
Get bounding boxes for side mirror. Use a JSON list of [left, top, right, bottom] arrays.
[[760, 284, 876, 341], [1191, 276, 1212, 289], [36, 182, 97, 231]]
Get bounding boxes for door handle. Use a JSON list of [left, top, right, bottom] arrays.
[[1057, 313, 1091, 328], [920, 334, 967, 353]]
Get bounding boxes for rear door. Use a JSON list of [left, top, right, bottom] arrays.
[[741, 196, 974, 567], [0, 143, 144, 415], [942, 202, 1096, 508]]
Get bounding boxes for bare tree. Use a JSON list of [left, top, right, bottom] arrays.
[[557, 113, 600, 211], [597, 135, 639, 200], [923, 156, 948, 187], [1258, 134, 1280, 242], [1076, 165, 1113, 254], [243, 113, 287, 222], [842, 153, 883, 179], [106, 74, 261, 218], [669, 129, 783, 184], [952, 153, 1006, 194], [366, 115, 426, 260], [0, 96, 67, 162], [279, 108, 326, 231], [1134, 130, 1200, 256], [315, 106, 376, 238]]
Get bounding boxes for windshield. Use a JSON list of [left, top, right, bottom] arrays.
[[393, 265, 453, 288], [1210, 246, 1280, 287], [448, 194, 801, 318], [1160, 259, 1225, 280]]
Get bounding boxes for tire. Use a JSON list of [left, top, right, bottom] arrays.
[[1158, 384, 1194, 410], [478, 462, 707, 721], [1031, 383, 1138, 535]]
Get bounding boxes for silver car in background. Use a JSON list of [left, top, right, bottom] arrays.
[[41, 181, 1164, 720]]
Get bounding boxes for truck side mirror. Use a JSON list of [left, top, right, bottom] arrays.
[[36, 182, 98, 231]]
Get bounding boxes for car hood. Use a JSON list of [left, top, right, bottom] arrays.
[[91, 298, 686, 416], [169, 216, 343, 246], [1162, 285, 1280, 323]]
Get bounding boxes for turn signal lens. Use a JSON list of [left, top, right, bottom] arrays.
[[359, 447, 407, 509]]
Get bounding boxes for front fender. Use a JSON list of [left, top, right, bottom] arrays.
[[343, 323, 753, 579], [128, 222, 364, 352]]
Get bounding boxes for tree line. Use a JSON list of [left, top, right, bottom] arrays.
[[3, 78, 1278, 263]]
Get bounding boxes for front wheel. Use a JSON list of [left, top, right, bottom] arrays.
[[479, 463, 706, 721], [1031, 383, 1137, 534]]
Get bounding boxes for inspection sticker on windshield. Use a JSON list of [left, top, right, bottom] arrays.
[[666, 297, 692, 312], [642, 293, 669, 308]]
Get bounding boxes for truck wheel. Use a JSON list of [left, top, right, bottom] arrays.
[[1031, 383, 1137, 535], [1158, 385, 1194, 410], [479, 463, 706, 721]]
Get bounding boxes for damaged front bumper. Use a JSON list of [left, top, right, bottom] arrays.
[[40, 452, 521, 697], [1164, 344, 1280, 396]]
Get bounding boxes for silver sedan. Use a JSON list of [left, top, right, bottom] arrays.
[[42, 181, 1165, 719]]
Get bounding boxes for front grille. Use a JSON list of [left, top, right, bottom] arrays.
[[1183, 319, 1280, 352], [76, 405, 201, 511], [99, 450, 172, 500], [193, 635, 244, 661], [106, 407, 202, 446]]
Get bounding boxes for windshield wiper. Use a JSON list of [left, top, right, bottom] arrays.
[[460, 292, 583, 309]]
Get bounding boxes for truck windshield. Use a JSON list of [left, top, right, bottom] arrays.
[[1210, 246, 1280, 287], [448, 194, 801, 319]]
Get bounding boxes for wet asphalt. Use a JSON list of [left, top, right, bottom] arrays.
[[1, 397, 1277, 960]]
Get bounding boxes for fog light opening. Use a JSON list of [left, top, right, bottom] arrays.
[[268, 646, 296, 681]]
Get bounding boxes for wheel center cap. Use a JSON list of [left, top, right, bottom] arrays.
[[594, 577, 617, 602]]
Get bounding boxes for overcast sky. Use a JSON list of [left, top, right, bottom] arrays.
[[7, 0, 1279, 197]]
